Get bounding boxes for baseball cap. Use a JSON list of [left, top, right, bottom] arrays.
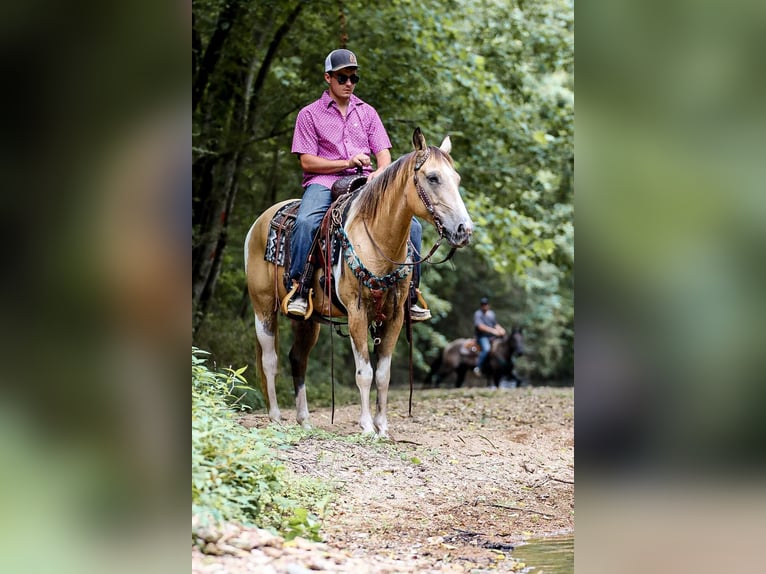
[[480, 297, 490, 305], [324, 49, 358, 72]]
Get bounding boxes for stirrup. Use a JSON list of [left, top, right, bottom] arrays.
[[413, 288, 429, 310], [281, 281, 314, 319], [410, 304, 432, 322]]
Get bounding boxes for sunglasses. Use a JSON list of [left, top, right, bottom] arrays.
[[333, 73, 360, 85]]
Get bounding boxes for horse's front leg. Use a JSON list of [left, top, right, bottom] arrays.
[[372, 352, 392, 438], [371, 316, 404, 438], [348, 317, 375, 434]]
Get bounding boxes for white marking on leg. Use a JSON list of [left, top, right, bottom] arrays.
[[350, 338, 374, 433], [295, 386, 310, 428], [374, 354, 392, 438], [255, 315, 280, 422]]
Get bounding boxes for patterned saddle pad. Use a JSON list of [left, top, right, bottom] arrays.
[[264, 200, 301, 266]]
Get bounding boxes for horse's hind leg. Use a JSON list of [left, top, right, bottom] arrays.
[[254, 313, 281, 423], [455, 365, 467, 388], [426, 356, 442, 388], [289, 320, 321, 428]]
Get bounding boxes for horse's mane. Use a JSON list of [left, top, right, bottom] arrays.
[[347, 153, 412, 222], [348, 146, 452, 222]]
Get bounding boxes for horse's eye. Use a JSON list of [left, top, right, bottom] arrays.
[[427, 175, 440, 185]]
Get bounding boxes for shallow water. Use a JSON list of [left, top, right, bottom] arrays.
[[511, 535, 574, 574]]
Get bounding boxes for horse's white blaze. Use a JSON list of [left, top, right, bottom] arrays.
[[444, 172, 469, 215], [243, 222, 256, 274], [255, 314, 280, 422], [434, 169, 472, 241], [373, 354, 392, 437], [350, 337, 375, 433]]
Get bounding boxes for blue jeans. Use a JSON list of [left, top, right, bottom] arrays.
[[476, 335, 492, 369], [289, 184, 332, 284], [289, 184, 423, 292], [410, 218, 422, 292]]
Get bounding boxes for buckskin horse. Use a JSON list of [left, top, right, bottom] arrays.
[[244, 128, 473, 437], [426, 328, 525, 388]]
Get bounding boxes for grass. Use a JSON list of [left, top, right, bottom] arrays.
[[192, 348, 332, 542]]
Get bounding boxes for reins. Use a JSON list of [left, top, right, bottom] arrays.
[[362, 218, 457, 267]]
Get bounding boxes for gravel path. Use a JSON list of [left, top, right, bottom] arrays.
[[193, 386, 574, 573]]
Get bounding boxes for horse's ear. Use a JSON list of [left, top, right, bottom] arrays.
[[439, 135, 452, 154], [412, 127, 427, 151]]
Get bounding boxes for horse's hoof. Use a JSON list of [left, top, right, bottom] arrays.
[[299, 420, 312, 430], [359, 416, 376, 434], [374, 418, 388, 439]]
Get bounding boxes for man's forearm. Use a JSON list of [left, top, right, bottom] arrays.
[[299, 153, 352, 174]]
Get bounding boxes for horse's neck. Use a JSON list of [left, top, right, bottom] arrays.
[[348, 181, 413, 259]]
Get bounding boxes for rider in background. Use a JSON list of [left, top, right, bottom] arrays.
[[473, 296, 506, 374], [285, 48, 430, 321]]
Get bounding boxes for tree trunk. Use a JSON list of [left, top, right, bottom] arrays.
[[193, 0, 243, 113], [193, 150, 242, 335], [192, 1, 308, 335]]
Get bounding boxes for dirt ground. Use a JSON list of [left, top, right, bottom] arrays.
[[193, 385, 573, 573]]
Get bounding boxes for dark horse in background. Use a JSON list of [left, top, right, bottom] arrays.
[[426, 328, 525, 388]]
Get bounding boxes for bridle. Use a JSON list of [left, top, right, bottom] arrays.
[[362, 147, 457, 267], [413, 146, 444, 237]]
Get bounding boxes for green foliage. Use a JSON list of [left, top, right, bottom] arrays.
[[196, 311, 363, 408], [191, 348, 329, 539]]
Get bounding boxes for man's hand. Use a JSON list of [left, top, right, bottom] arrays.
[[348, 153, 371, 169]]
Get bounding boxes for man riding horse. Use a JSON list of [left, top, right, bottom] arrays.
[[473, 296, 506, 374], [284, 49, 430, 321]]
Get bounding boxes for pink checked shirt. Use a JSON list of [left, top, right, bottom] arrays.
[[292, 91, 392, 188]]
